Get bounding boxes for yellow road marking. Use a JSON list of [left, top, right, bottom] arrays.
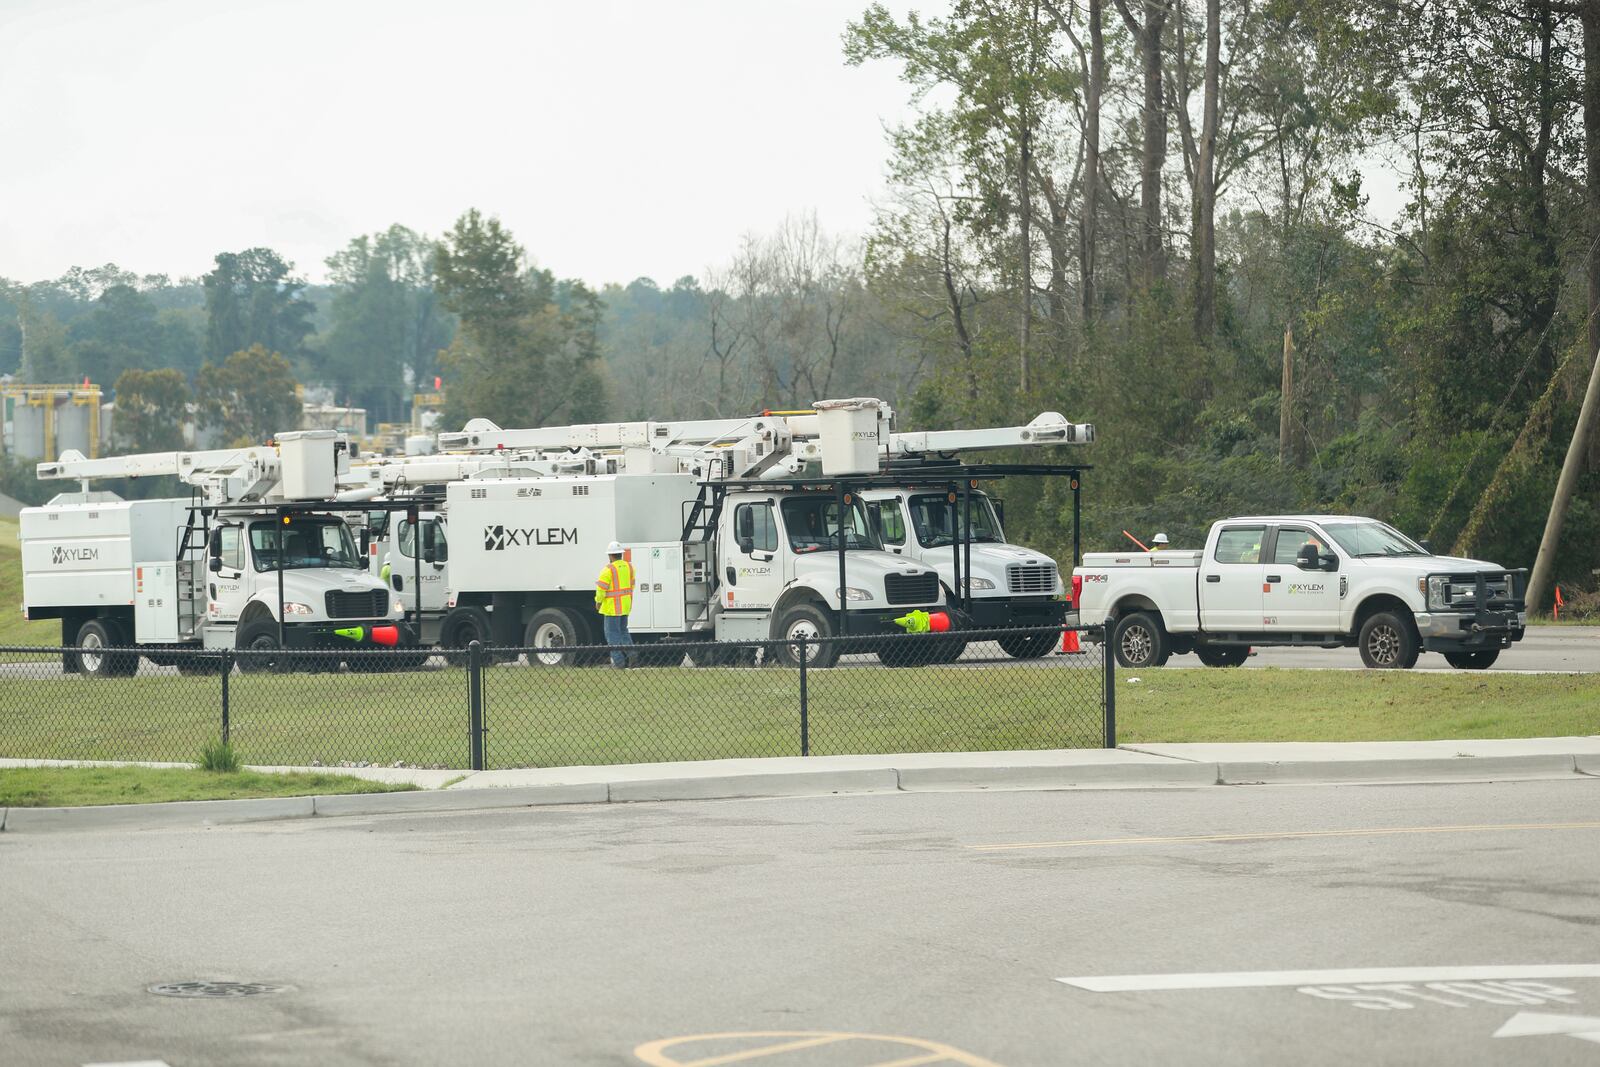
[[968, 820, 1600, 852], [634, 1031, 1005, 1067], [680, 1035, 847, 1066]]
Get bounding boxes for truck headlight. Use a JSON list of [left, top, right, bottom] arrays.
[[964, 577, 996, 590], [282, 601, 315, 616], [1425, 575, 1451, 611], [837, 587, 873, 602]]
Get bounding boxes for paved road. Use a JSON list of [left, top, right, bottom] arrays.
[[4, 778, 1599, 1065]]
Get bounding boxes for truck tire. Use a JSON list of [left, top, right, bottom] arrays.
[[236, 617, 285, 673], [1358, 611, 1419, 669], [1113, 612, 1169, 669], [73, 618, 136, 678], [1195, 645, 1249, 668], [441, 606, 495, 665], [1444, 649, 1500, 670], [523, 608, 585, 667], [997, 631, 1056, 659], [775, 604, 840, 669]]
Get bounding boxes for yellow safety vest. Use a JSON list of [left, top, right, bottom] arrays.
[[595, 558, 634, 616]]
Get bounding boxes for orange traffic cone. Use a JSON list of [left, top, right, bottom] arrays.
[[1061, 627, 1083, 654]]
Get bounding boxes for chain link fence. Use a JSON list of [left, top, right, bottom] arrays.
[[0, 624, 1110, 771]]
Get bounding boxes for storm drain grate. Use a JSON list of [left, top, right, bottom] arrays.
[[148, 981, 289, 998]]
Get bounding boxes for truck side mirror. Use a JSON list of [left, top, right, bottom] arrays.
[[1320, 552, 1340, 572], [738, 535, 755, 555], [1295, 544, 1320, 570], [993, 498, 1006, 527], [208, 556, 223, 574], [360, 528, 371, 554], [736, 508, 754, 540], [1419, 539, 1434, 554]]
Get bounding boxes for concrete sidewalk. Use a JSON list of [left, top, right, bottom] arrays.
[[2, 737, 1597, 832]]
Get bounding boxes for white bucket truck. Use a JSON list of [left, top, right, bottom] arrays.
[[21, 431, 405, 675], [431, 399, 1093, 666]]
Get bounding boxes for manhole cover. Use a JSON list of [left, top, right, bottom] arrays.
[[148, 981, 289, 998]]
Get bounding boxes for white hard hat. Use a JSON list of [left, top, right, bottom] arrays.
[[1152, 533, 1170, 545], [606, 541, 624, 555]]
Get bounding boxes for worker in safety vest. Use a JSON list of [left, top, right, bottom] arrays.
[[594, 541, 635, 668], [1150, 533, 1169, 551]]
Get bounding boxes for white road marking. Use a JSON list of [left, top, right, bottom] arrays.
[[1057, 965, 1600, 993], [84, 1061, 174, 1067], [1494, 1011, 1600, 1045]]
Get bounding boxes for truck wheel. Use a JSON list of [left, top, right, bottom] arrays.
[[441, 606, 495, 665], [1113, 613, 1169, 669], [73, 619, 136, 678], [997, 632, 1056, 659], [776, 605, 840, 669], [1358, 611, 1419, 669], [569, 612, 610, 667], [1444, 649, 1500, 670], [523, 608, 584, 667], [1195, 645, 1249, 668], [236, 617, 285, 673]]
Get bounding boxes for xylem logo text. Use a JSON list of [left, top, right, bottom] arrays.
[[51, 546, 98, 564], [483, 525, 577, 551]]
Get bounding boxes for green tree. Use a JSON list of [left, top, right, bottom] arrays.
[[323, 225, 454, 422], [111, 368, 191, 452], [202, 249, 315, 365], [195, 345, 301, 446], [433, 210, 607, 429]]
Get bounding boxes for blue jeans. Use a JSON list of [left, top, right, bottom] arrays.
[[602, 614, 633, 667]]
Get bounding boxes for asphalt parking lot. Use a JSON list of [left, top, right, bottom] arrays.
[[4, 778, 1599, 1065]]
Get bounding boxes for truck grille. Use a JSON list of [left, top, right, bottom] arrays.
[[1444, 575, 1517, 609], [1007, 562, 1057, 595], [885, 571, 939, 605], [325, 590, 389, 619]]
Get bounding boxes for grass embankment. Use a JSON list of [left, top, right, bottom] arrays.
[[0, 766, 417, 807], [0, 518, 56, 646], [0, 661, 1595, 770]]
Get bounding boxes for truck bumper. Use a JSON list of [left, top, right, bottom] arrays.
[[956, 597, 1068, 631], [1415, 610, 1526, 652], [838, 608, 941, 636], [281, 620, 416, 648]]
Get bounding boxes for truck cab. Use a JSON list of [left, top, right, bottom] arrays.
[[717, 488, 944, 665], [858, 487, 1065, 657], [366, 509, 449, 645], [1076, 515, 1528, 670], [202, 511, 403, 666]]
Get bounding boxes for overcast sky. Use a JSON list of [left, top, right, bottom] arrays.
[[0, 0, 920, 288]]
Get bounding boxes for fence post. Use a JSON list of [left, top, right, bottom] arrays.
[[1102, 617, 1117, 749], [797, 636, 809, 757], [468, 640, 485, 771], [220, 649, 232, 746]]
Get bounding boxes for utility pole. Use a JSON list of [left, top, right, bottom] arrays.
[[1279, 325, 1295, 463], [1527, 345, 1600, 613]]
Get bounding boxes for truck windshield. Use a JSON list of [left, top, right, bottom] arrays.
[[907, 494, 1002, 548], [780, 497, 881, 553], [249, 521, 362, 572], [1320, 520, 1428, 558]]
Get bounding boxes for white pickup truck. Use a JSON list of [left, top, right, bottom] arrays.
[[1075, 515, 1527, 670]]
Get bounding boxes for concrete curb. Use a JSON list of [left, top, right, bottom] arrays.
[[608, 768, 899, 803], [896, 761, 1219, 791], [1216, 754, 1580, 785], [3, 751, 1596, 833], [3, 795, 314, 833]]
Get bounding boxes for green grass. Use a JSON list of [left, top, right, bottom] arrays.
[[0, 517, 57, 646], [0, 660, 1595, 770], [0, 766, 418, 807], [1113, 668, 1600, 743]]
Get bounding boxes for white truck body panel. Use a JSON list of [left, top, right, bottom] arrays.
[[444, 474, 697, 596], [20, 498, 189, 616], [133, 563, 183, 642]]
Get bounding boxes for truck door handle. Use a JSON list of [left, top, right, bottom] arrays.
[[1205, 575, 1221, 583], [725, 566, 737, 586], [1266, 575, 1282, 583]]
